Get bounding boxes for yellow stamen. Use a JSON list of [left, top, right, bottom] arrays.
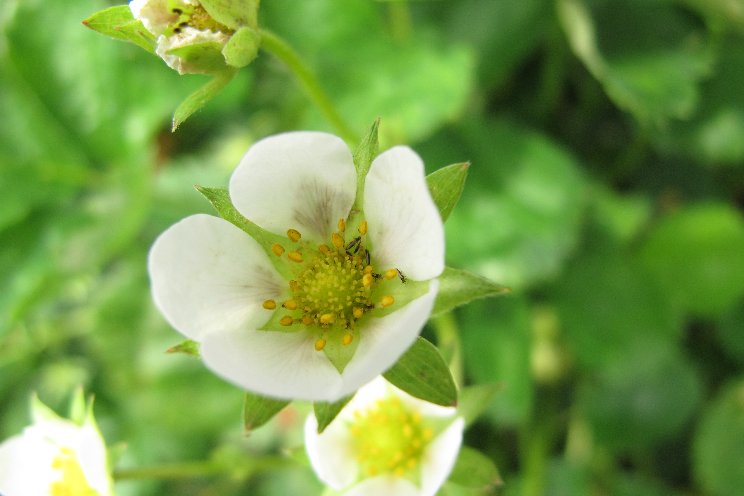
[[280, 316, 294, 326], [364, 265, 374, 274], [271, 243, 285, 256], [331, 232, 344, 248], [338, 218, 346, 232], [287, 228, 301, 242], [358, 220, 368, 235], [319, 244, 330, 254], [315, 338, 326, 351], [384, 269, 397, 280], [262, 299, 277, 310], [342, 332, 353, 345], [283, 299, 298, 310], [289, 280, 300, 291], [362, 273, 373, 287], [381, 295, 395, 307], [287, 251, 303, 263], [353, 307, 364, 319], [302, 315, 314, 325], [320, 313, 335, 325]]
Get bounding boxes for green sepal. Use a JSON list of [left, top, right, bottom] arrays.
[[426, 162, 469, 222], [383, 337, 458, 407], [447, 446, 503, 492], [67, 386, 88, 425], [351, 119, 380, 212], [223, 26, 260, 68], [82, 5, 156, 53], [199, 0, 260, 30], [173, 70, 237, 130], [458, 383, 502, 427], [313, 394, 353, 433], [166, 339, 200, 357], [433, 267, 510, 317], [243, 391, 290, 434], [166, 41, 228, 74]]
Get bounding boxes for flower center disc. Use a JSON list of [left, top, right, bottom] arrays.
[[350, 396, 433, 477], [50, 447, 96, 496]]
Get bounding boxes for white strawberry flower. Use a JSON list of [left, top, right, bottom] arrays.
[[148, 131, 444, 402], [0, 395, 113, 496], [305, 377, 464, 496]]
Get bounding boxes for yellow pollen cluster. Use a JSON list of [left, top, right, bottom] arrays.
[[168, 4, 234, 35], [350, 396, 434, 477], [265, 219, 404, 351], [50, 447, 95, 496]]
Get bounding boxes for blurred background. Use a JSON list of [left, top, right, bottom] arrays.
[[2, 0, 744, 494]]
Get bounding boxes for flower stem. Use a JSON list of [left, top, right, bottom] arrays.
[[259, 30, 359, 144]]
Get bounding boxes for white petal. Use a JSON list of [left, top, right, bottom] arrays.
[[390, 384, 458, 420], [0, 431, 59, 495], [229, 132, 356, 242], [336, 280, 439, 398], [148, 214, 284, 341], [155, 28, 230, 75], [419, 418, 465, 496], [77, 424, 112, 495], [364, 146, 444, 281], [304, 415, 359, 489], [344, 476, 419, 496], [130, 0, 175, 36], [200, 328, 346, 401]]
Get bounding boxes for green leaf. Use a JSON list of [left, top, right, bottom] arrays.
[[639, 203, 744, 316], [194, 186, 286, 254], [82, 5, 155, 53], [458, 383, 502, 427], [383, 337, 458, 407], [200, 0, 260, 29], [447, 446, 503, 492], [693, 379, 744, 496], [351, 119, 380, 211], [243, 391, 290, 433], [313, 394, 353, 433], [426, 162, 469, 222], [173, 71, 237, 130], [166, 41, 228, 74], [432, 267, 510, 317], [166, 339, 200, 357], [223, 27, 260, 68]]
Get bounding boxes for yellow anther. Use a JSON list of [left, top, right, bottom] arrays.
[[403, 424, 413, 437], [362, 273, 373, 287], [280, 316, 294, 326], [262, 299, 277, 310], [394, 467, 405, 477], [338, 218, 346, 232], [331, 232, 344, 248], [423, 428, 433, 440], [283, 299, 298, 310], [353, 307, 364, 319], [314, 338, 327, 351], [358, 220, 368, 235], [364, 265, 374, 274], [302, 315, 314, 325], [319, 244, 330, 254], [320, 313, 335, 325], [287, 228, 301, 242], [407, 458, 417, 469], [381, 295, 395, 307], [289, 280, 300, 291], [271, 243, 285, 256], [384, 269, 397, 280], [287, 251, 303, 263], [342, 332, 353, 346]]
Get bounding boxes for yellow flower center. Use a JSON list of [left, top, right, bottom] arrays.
[[168, 3, 233, 35], [50, 447, 97, 496], [264, 219, 405, 351], [349, 396, 434, 477]]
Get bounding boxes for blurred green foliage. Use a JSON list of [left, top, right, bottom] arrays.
[[2, 0, 744, 495]]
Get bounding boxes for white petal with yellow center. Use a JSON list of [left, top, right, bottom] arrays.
[[149, 214, 285, 341], [364, 146, 444, 281], [229, 132, 357, 243]]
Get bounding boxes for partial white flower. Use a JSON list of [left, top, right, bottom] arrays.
[[130, 0, 233, 74], [0, 395, 113, 496], [149, 131, 444, 401], [305, 377, 464, 496]]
